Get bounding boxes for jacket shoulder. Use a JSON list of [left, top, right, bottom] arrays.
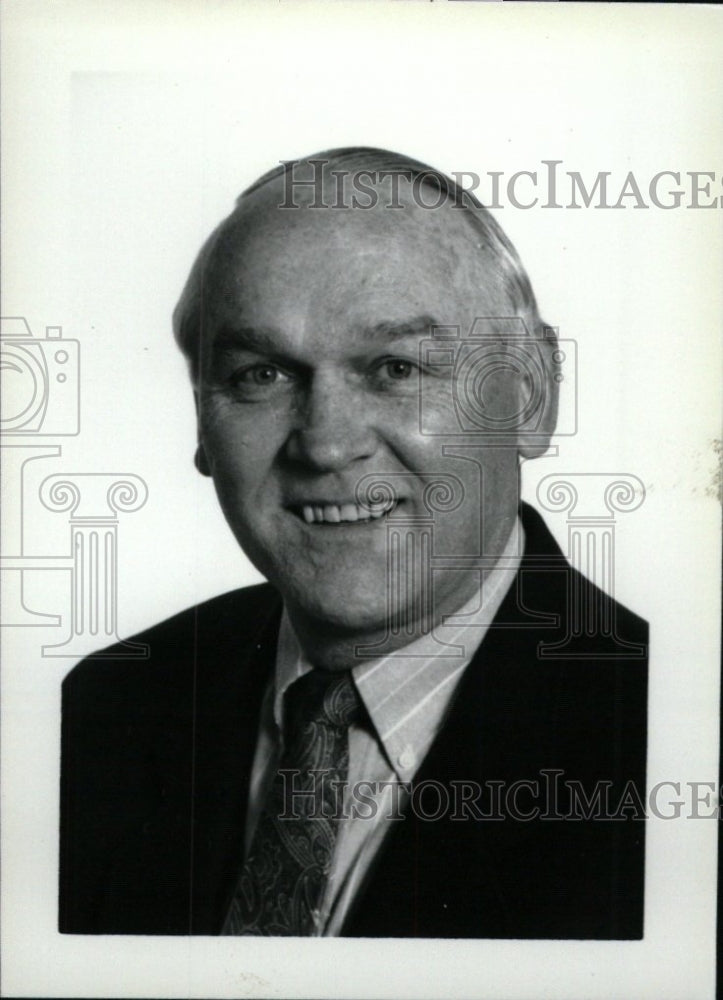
[[59, 582, 280, 933], [62, 582, 279, 696]]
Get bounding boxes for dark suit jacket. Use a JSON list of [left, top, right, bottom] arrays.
[[59, 504, 648, 938]]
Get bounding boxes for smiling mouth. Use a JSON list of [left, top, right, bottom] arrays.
[[292, 499, 401, 525]]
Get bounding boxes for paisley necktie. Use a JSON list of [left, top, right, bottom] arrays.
[[222, 669, 362, 935]]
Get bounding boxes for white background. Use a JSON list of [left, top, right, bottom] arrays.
[[1, 2, 721, 998]]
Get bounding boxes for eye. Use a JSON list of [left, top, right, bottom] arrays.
[[372, 357, 422, 388], [369, 356, 422, 392], [384, 359, 415, 380], [230, 364, 292, 387]]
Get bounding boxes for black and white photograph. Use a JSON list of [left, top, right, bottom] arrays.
[[1, 3, 721, 998]]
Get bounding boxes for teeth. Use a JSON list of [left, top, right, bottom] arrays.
[[367, 503, 392, 518], [299, 501, 397, 524], [340, 503, 358, 522]]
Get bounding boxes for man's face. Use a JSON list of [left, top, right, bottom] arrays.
[[196, 181, 543, 639]]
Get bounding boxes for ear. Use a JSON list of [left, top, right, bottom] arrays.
[[517, 326, 560, 459], [194, 443, 212, 477], [192, 390, 213, 477]]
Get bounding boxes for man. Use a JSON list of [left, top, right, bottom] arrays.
[[59, 148, 647, 938]]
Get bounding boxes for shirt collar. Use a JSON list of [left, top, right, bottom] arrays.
[[274, 517, 524, 778]]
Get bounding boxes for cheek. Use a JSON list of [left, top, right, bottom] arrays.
[[418, 376, 460, 430], [200, 438, 275, 529], [199, 401, 286, 486], [479, 452, 521, 543], [423, 447, 519, 539]]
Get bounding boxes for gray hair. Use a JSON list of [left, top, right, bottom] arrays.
[[173, 146, 543, 381]]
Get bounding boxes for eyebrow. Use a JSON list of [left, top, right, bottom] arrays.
[[211, 315, 440, 354], [211, 326, 282, 354], [360, 314, 440, 340]]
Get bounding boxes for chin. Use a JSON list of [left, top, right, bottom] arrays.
[[280, 573, 391, 635]]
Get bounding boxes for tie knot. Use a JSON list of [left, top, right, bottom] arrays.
[[322, 672, 362, 727], [284, 669, 362, 738]]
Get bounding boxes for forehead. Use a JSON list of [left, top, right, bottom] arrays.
[[202, 177, 512, 336]]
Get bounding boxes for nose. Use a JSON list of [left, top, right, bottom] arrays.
[[284, 371, 378, 472]]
